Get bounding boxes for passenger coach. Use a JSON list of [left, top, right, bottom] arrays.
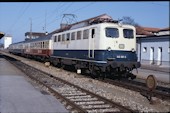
[[9, 34, 53, 61]]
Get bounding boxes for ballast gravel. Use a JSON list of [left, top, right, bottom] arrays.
[[2, 52, 170, 112]]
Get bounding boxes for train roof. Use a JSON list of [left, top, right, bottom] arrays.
[[25, 33, 52, 43], [49, 14, 116, 35], [11, 34, 52, 45]]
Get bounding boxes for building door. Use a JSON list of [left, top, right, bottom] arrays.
[[88, 28, 96, 58], [157, 47, 162, 65], [150, 47, 154, 64]]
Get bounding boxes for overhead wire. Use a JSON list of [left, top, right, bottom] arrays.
[[11, 2, 63, 35], [151, 2, 169, 7], [33, 3, 68, 31], [8, 3, 31, 34], [9, 2, 96, 39], [46, 2, 74, 27], [47, 2, 96, 30], [70, 2, 96, 14]]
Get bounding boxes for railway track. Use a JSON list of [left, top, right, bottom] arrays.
[[4, 55, 138, 113], [100, 78, 170, 101]]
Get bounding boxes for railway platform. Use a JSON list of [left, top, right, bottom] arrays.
[[0, 54, 68, 113], [132, 68, 170, 84], [140, 64, 170, 73]]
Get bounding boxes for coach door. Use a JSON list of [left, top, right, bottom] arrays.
[[88, 28, 96, 58], [157, 47, 162, 65], [150, 47, 154, 64]]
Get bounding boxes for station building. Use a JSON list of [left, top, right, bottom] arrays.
[[4, 35, 12, 49], [136, 27, 170, 68]]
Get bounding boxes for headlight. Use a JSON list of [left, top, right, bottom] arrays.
[[107, 47, 111, 51], [131, 48, 135, 52]]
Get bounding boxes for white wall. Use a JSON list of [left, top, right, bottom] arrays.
[[4, 36, 12, 49], [137, 35, 170, 67]]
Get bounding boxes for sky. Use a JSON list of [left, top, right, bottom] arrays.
[[0, 2, 169, 43]]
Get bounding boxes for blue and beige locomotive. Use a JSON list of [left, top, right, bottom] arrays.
[[50, 18, 140, 79], [9, 16, 140, 79]]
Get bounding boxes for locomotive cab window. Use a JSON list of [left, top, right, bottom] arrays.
[[62, 34, 65, 42], [54, 36, 57, 42], [58, 35, 61, 42], [105, 28, 119, 38], [66, 33, 70, 41], [77, 31, 82, 40], [83, 29, 89, 39], [71, 32, 75, 40], [123, 29, 134, 39]]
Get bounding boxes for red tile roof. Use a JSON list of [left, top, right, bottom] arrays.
[[140, 27, 160, 32], [136, 26, 156, 36], [136, 26, 170, 36], [159, 27, 170, 31]]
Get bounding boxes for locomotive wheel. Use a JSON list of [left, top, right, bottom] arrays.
[[91, 70, 98, 79], [125, 73, 136, 80], [56, 62, 62, 68], [60, 62, 65, 69], [88, 64, 99, 79], [100, 72, 106, 80], [130, 73, 136, 80]]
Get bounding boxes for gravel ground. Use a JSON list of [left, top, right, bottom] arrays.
[[1, 51, 170, 112]]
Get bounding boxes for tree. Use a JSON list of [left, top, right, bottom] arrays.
[[121, 16, 140, 27], [121, 16, 145, 35]]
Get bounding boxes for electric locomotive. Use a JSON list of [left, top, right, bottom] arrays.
[[50, 18, 140, 79]]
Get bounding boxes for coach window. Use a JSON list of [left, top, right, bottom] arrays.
[[43, 42, 45, 48], [32, 43, 34, 49], [71, 32, 75, 40], [36, 43, 38, 48], [123, 29, 134, 39], [77, 31, 82, 40], [37, 42, 39, 48], [66, 33, 70, 41], [31, 43, 33, 48], [83, 29, 89, 39], [44, 41, 47, 48], [105, 28, 119, 38], [62, 34, 65, 42], [46, 41, 49, 48], [34, 43, 36, 48], [39, 42, 41, 49], [41, 42, 43, 48], [44, 42, 46, 48], [58, 35, 61, 42]]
